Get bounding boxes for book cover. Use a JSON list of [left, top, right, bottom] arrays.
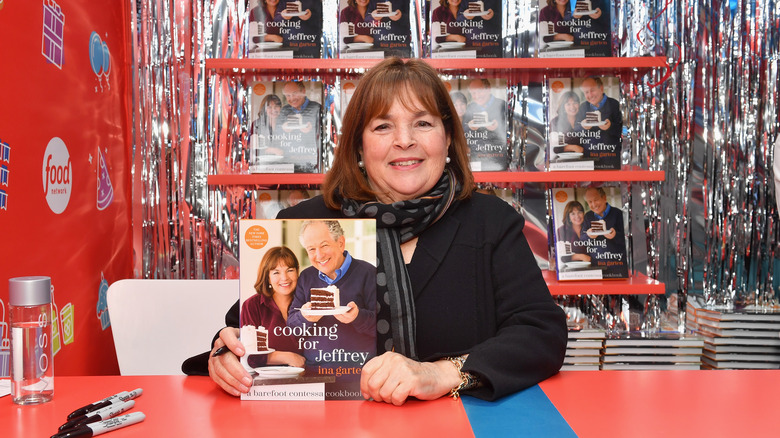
[[546, 76, 623, 170], [537, 0, 611, 58], [430, 0, 502, 58], [701, 357, 780, 370], [238, 218, 377, 400], [248, 80, 322, 173], [247, 0, 323, 58], [550, 186, 628, 280], [687, 295, 780, 322], [445, 77, 509, 171], [338, 0, 412, 58]]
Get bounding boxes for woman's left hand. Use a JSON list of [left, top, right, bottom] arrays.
[[360, 352, 462, 406]]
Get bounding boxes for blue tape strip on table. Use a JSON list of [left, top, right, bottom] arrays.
[[462, 385, 576, 438]]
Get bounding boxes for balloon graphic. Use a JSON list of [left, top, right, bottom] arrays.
[[89, 32, 103, 75], [101, 41, 111, 77]]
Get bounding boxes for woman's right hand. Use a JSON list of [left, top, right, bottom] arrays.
[[208, 327, 253, 396]]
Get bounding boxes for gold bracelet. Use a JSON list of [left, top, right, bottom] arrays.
[[447, 355, 479, 399]]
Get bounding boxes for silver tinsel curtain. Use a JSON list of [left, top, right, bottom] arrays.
[[130, 0, 780, 325]]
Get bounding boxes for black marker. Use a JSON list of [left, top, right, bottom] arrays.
[[51, 412, 146, 438], [212, 346, 229, 357], [58, 400, 135, 432], [65, 388, 143, 420]]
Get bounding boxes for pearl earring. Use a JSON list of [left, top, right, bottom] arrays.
[[358, 160, 365, 168], [445, 156, 451, 164]]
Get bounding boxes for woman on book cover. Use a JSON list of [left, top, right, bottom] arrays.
[[431, 0, 467, 44], [340, 0, 377, 46], [538, 0, 575, 44], [550, 90, 583, 153], [248, 0, 284, 43], [240, 246, 305, 368], [556, 200, 591, 261], [251, 93, 284, 156], [203, 58, 566, 403]]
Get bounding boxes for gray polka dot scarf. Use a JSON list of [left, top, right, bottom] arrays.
[[340, 169, 458, 359]]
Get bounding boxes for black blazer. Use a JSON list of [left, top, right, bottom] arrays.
[[277, 193, 567, 400]]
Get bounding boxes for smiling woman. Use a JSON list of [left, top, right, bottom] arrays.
[[203, 58, 567, 405]]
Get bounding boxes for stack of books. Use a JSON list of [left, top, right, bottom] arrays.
[[687, 296, 780, 369], [601, 333, 704, 370], [563, 328, 605, 370]]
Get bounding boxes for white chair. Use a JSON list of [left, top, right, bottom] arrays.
[[107, 279, 238, 375]]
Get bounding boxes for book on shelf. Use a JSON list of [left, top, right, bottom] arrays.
[[537, 0, 612, 58], [566, 348, 601, 356], [601, 355, 701, 364], [687, 294, 780, 322], [546, 76, 623, 171], [602, 363, 701, 371], [603, 347, 704, 356], [567, 328, 606, 339], [695, 326, 780, 339], [430, 0, 502, 58], [566, 339, 604, 349], [248, 80, 322, 173], [564, 355, 601, 365], [549, 186, 628, 280], [561, 364, 600, 371], [697, 318, 780, 331], [247, 0, 323, 58], [701, 357, 780, 370], [702, 351, 780, 362], [699, 334, 780, 347], [238, 218, 377, 400], [444, 77, 509, 171], [604, 333, 704, 348], [704, 344, 780, 354], [338, 0, 413, 58]]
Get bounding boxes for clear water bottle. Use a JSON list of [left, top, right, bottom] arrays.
[[9, 276, 54, 405]]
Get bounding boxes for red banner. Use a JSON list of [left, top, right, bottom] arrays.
[[0, 0, 132, 375]]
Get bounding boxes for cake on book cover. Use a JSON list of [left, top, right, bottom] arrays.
[[248, 80, 322, 173], [430, 0, 502, 58], [537, 0, 611, 57], [247, 0, 323, 58], [445, 77, 509, 171], [338, 0, 412, 58], [546, 76, 623, 170], [238, 219, 377, 400], [550, 186, 628, 280]]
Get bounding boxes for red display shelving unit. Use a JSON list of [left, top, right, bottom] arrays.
[[205, 56, 669, 296], [543, 270, 664, 296]]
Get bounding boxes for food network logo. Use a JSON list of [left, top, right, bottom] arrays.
[[42, 137, 72, 214]]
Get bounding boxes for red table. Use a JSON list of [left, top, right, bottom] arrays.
[[2, 375, 473, 438]]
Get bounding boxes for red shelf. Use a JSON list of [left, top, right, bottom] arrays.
[[543, 270, 664, 296], [205, 57, 666, 74], [208, 167, 664, 187]]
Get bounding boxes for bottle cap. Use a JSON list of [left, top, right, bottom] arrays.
[[9, 276, 52, 306]]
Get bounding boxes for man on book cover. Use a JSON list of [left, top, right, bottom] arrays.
[[286, 220, 377, 369], [279, 81, 321, 172], [462, 78, 508, 171], [575, 76, 622, 169], [582, 187, 628, 278]]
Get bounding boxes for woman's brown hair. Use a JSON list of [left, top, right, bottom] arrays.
[[322, 57, 475, 208]]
